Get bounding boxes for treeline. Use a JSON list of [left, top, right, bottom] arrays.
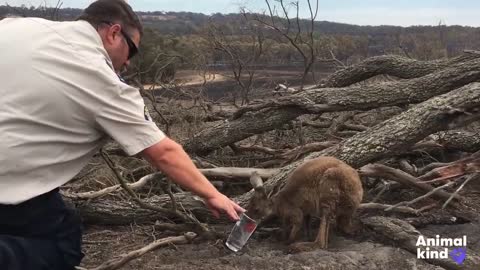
[[2, 5, 479, 60], [2, 4, 480, 83]]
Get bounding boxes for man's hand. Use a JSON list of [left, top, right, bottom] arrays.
[[205, 193, 245, 221]]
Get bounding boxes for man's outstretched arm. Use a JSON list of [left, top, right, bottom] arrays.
[[141, 137, 244, 221]]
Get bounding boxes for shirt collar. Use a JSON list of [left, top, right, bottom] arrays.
[[77, 20, 115, 71]]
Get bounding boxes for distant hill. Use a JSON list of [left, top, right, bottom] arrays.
[[2, 5, 479, 63], [1, 5, 478, 36]]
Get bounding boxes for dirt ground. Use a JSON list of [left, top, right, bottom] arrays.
[[79, 186, 480, 270], [143, 68, 330, 101], [79, 221, 470, 270]]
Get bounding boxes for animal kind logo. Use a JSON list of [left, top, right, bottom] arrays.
[[416, 235, 467, 265]]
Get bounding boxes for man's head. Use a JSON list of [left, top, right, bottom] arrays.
[[77, 0, 142, 72]]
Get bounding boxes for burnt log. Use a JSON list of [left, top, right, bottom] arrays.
[[67, 193, 214, 225], [316, 52, 480, 88], [426, 130, 480, 152]]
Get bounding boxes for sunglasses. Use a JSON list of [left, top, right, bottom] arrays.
[[101, 21, 138, 59]]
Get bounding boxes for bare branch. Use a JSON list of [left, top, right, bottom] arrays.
[[199, 167, 280, 179], [359, 163, 462, 202], [99, 149, 213, 234], [442, 173, 480, 209], [86, 232, 196, 270], [385, 182, 454, 211], [63, 173, 161, 200], [359, 203, 421, 215]]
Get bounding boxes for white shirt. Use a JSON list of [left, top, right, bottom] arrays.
[[0, 18, 166, 204]]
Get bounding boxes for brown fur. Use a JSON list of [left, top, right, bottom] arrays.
[[247, 156, 363, 252]]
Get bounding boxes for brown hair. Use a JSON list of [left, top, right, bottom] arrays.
[[77, 0, 143, 37]]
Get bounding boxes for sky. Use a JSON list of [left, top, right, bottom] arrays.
[[3, 0, 480, 27]]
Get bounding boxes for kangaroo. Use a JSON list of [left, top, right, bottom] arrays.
[[246, 156, 363, 252]]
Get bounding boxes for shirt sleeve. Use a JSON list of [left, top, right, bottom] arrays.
[[95, 83, 166, 155]]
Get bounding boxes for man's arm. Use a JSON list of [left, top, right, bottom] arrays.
[[141, 137, 244, 221]]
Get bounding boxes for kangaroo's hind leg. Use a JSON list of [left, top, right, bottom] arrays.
[[303, 214, 312, 241], [337, 212, 355, 235], [288, 211, 330, 253], [314, 212, 330, 249]]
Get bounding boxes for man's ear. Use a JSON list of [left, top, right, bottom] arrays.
[[102, 24, 121, 45]]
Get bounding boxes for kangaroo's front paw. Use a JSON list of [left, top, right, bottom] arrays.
[[340, 220, 362, 236], [288, 242, 317, 253]]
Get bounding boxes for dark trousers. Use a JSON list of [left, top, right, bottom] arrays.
[[0, 189, 84, 269]]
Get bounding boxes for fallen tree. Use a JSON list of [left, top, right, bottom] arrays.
[[314, 52, 480, 88]]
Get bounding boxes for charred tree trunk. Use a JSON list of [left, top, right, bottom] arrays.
[[316, 52, 480, 88], [67, 193, 214, 225], [429, 130, 480, 152], [183, 108, 305, 155]]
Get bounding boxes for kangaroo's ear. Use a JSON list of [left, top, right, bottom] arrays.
[[250, 171, 264, 189], [250, 171, 268, 196]]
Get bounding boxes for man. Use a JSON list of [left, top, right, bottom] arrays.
[[0, 0, 244, 269]]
